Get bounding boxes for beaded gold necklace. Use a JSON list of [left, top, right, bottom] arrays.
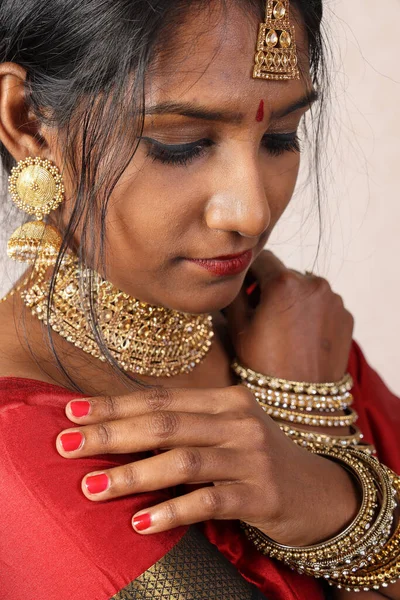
[[21, 257, 214, 378]]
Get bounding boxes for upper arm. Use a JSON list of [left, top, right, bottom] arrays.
[[0, 397, 185, 599], [0, 391, 267, 600]]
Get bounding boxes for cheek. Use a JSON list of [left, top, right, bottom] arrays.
[[102, 168, 201, 263]]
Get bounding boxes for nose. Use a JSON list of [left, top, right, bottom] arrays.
[[204, 156, 271, 238]]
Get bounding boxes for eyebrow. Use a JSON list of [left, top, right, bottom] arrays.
[[145, 89, 319, 123], [271, 89, 319, 119]]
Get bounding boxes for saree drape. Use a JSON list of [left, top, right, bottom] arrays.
[[0, 341, 398, 599]]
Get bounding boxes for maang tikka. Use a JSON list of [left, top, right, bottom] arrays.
[[253, 0, 300, 81], [7, 157, 64, 266]]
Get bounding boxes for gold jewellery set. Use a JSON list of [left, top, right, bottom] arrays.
[[1, 0, 399, 593], [4, 157, 214, 378], [234, 363, 400, 592]]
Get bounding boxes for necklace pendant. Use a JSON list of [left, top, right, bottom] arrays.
[[22, 259, 214, 378]]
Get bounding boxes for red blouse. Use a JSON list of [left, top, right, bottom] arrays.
[[0, 341, 399, 600]]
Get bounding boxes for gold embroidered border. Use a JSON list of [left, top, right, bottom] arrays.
[[111, 527, 267, 599]]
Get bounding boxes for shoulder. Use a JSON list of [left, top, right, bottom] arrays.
[[0, 376, 184, 600]]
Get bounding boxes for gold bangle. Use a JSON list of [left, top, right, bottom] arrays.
[[232, 360, 353, 396], [242, 450, 378, 562], [246, 383, 354, 413], [296, 450, 396, 577], [331, 473, 400, 592], [278, 424, 367, 449], [259, 404, 358, 428], [241, 448, 396, 579]]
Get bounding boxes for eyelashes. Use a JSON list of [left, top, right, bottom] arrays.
[[263, 132, 301, 157], [142, 132, 301, 167], [143, 138, 214, 167]]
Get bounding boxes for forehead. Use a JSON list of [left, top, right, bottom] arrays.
[[146, 2, 312, 116]]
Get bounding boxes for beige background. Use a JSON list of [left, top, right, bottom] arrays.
[[1, 0, 400, 394], [270, 0, 400, 394]]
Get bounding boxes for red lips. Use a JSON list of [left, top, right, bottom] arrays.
[[188, 250, 253, 277]]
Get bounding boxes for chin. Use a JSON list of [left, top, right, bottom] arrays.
[[160, 278, 245, 315]]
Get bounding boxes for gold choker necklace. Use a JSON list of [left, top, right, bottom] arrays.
[[22, 258, 214, 378]]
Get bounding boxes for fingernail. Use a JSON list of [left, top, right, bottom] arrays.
[[246, 282, 258, 296], [85, 473, 110, 495], [133, 513, 152, 532], [69, 400, 91, 418], [60, 431, 84, 452]]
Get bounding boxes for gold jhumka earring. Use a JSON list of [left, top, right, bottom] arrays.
[[253, 0, 300, 81], [7, 157, 64, 265], [6, 161, 214, 378]]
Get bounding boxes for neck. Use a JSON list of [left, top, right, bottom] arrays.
[[2, 290, 235, 395]]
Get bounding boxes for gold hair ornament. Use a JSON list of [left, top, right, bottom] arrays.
[[253, 0, 300, 81], [7, 157, 65, 266]]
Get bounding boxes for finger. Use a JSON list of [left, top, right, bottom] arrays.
[[250, 250, 288, 289], [65, 386, 225, 425], [81, 447, 240, 501], [131, 483, 249, 534], [56, 411, 233, 458]]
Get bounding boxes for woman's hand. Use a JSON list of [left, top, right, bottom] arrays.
[[226, 250, 355, 382], [57, 385, 358, 544]]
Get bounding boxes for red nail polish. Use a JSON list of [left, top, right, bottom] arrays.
[[133, 513, 152, 531], [70, 400, 91, 418], [85, 473, 109, 495], [60, 431, 84, 452], [246, 282, 259, 296]]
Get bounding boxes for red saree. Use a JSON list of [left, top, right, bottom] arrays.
[[0, 340, 399, 600]]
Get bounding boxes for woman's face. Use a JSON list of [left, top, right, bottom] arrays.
[[60, 3, 316, 314]]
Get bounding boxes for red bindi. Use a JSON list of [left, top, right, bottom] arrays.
[[256, 99, 264, 122]]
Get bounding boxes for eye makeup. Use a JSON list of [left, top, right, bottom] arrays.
[[141, 131, 301, 167], [141, 136, 215, 167]]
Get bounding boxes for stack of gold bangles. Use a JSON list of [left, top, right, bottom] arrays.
[[232, 360, 400, 593], [231, 361, 373, 453]]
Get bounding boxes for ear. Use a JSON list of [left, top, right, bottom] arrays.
[[0, 62, 48, 162]]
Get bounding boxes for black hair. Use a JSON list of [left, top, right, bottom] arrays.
[[0, 0, 326, 391]]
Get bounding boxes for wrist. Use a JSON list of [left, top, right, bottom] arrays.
[[299, 455, 361, 546], [243, 450, 400, 594], [258, 452, 361, 547]]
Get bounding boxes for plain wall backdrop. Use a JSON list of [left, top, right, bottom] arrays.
[[269, 0, 400, 394], [1, 0, 399, 394]]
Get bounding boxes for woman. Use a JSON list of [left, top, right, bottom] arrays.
[[0, 0, 399, 598]]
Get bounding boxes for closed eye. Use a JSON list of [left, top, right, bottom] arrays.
[[142, 131, 301, 167], [262, 132, 301, 156], [142, 137, 214, 166]]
